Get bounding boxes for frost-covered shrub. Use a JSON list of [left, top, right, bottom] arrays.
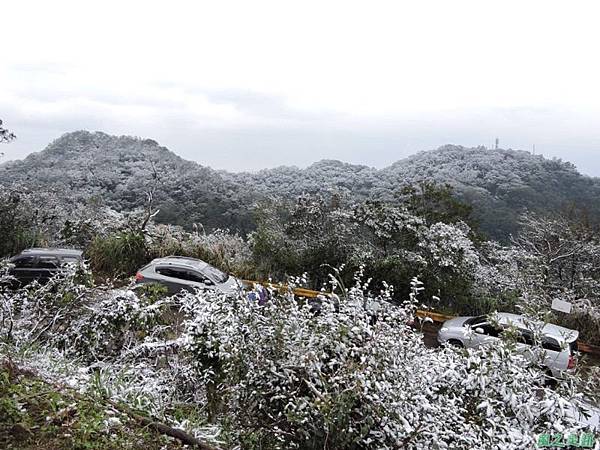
[[56, 289, 176, 361], [418, 222, 479, 271], [146, 224, 252, 276], [0, 266, 594, 449], [0, 263, 92, 348], [179, 279, 585, 449]]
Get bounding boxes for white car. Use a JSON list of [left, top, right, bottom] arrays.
[[437, 312, 579, 378]]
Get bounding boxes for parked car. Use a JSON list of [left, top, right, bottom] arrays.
[[6, 248, 83, 286], [134, 256, 242, 295], [437, 312, 579, 378]]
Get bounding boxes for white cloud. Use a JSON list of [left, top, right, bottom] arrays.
[[1, 0, 600, 173]]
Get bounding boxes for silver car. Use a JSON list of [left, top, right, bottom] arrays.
[[437, 312, 579, 378], [134, 256, 242, 295]]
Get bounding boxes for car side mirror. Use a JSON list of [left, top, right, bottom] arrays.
[[474, 327, 485, 335]]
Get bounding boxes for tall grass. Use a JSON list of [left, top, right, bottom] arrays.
[[87, 231, 148, 278]]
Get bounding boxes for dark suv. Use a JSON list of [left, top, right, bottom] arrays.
[[6, 248, 83, 286]]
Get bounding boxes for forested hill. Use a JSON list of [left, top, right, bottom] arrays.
[[380, 146, 600, 238], [2, 131, 599, 240], [227, 145, 600, 238], [0, 131, 256, 232]]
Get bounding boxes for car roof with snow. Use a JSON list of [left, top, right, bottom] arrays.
[[17, 248, 83, 257], [150, 256, 209, 270]]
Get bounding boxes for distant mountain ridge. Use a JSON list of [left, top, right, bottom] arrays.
[[2, 131, 599, 240]]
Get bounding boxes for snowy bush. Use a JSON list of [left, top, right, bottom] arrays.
[[0, 246, 596, 449], [178, 278, 586, 449]]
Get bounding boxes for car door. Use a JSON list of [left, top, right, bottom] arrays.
[[514, 329, 536, 362], [154, 266, 215, 294], [154, 266, 192, 294], [469, 322, 502, 348], [540, 336, 564, 371], [35, 256, 60, 282], [9, 256, 39, 285], [183, 269, 216, 293]]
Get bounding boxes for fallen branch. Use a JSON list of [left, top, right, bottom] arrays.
[[105, 397, 218, 450], [2, 359, 220, 450]]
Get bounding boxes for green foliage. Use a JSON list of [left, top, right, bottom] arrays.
[[0, 189, 43, 257], [134, 282, 168, 304], [0, 363, 181, 450], [451, 291, 521, 317], [87, 232, 148, 278], [397, 181, 475, 229]]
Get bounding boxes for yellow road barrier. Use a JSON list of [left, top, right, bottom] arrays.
[[416, 309, 455, 322], [242, 279, 332, 299]]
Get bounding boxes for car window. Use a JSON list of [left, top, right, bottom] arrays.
[[37, 256, 59, 269], [61, 256, 80, 265], [477, 323, 502, 338], [12, 256, 37, 268], [156, 267, 212, 284], [156, 267, 189, 280], [517, 329, 535, 346], [569, 340, 578, 355], [466, 315, 487, 327], [186, 270, 213, 284], [542, 337, 562, 352]]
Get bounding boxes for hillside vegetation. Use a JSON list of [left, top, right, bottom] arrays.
[[2, 131, 600, 448], [2, 131, 599, 240]]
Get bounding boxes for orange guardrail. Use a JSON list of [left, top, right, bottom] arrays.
[[416, 309, 455, 323], [242, 279, 332, 299], [578, 342, 600, 355], [415, 309, 600, 357]]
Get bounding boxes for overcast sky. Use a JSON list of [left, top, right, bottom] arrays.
[[2, 1, 600, 174]]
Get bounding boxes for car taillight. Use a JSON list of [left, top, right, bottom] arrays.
[[135, 272, 144, 281], [567, 355, 576, 370]]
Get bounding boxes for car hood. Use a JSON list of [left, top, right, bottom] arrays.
[[219, 276, 243, 294], [542, 323, 579, 343], [441, 316, 470, 329]]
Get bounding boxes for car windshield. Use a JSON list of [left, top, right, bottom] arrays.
[[202, 264, 229, 283], [465, 315, 487, 327]]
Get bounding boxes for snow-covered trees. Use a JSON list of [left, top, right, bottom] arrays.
[[0, 119, 15, 143], [249, 194, 483, 311], [0, 185, 68, 256], [3, 132, 600, 241], [0, 268, 593, 449]]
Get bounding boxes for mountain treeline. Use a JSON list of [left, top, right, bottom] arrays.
[[2, 130, 600, 240]]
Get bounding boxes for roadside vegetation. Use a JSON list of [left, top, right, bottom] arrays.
[[2, 180, 599, 345], [1, 178, 600, 448], [0, 359, 188, 450], [1, 264, 598, 449]]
